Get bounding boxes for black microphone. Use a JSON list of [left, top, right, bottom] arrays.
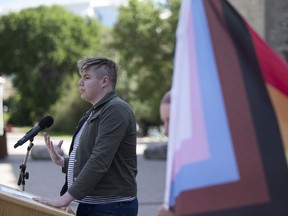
[[14, 116, 54, 148]]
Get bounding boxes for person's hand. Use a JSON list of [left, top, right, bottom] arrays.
[[157, 205, 174, 216], [33, 192, 74, 208], [44, 132, 64, 167]]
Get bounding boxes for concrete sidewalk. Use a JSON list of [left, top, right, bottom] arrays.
[[0, 130, 167, 216]]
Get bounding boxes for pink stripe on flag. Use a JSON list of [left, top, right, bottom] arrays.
[[172, 1, 210, 178]]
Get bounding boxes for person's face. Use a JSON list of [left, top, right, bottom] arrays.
[[78, 68, 108, 105], [160, 103, 170, 137]]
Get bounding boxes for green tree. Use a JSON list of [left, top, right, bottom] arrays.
[[112, 0, 180, 135], [0, 5, 102, 125]]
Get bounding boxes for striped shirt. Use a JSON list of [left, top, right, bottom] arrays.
[[67, 113, 135, 204]]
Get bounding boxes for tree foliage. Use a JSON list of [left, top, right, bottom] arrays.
[[112, 0, 180, 135], [0, 5, 102, 125], [0, 0, 182, 134]]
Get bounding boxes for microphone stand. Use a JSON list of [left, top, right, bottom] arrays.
[[17, 139, 34, 191]]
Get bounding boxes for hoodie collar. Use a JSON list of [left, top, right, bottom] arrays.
[[90, 91, 117, 112]]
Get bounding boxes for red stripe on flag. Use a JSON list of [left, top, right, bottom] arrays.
[[246, 24, 288, 96]]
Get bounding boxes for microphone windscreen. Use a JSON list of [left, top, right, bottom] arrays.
[[39, 116, 54, 129]]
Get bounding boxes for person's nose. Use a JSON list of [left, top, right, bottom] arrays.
[[78, 78, 83, 86]]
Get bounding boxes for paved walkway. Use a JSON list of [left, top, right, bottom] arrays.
[[0, 130, 167, 216]]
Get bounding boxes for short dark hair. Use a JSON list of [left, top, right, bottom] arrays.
[[77, 57, 119, 89], [161, 90, 171, 105]]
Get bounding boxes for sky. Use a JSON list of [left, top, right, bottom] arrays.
[[0, 0, 127, 13], [0, 0, 84, 10]]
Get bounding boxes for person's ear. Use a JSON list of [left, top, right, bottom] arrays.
[[102, 76, 109, 88]]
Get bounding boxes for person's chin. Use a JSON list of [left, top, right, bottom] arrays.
[[80, 94, 86, 100]]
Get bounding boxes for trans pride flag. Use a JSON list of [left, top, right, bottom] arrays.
[[165, 0, 288, 215]]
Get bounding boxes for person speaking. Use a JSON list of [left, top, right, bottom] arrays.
[[33, 57, 138, 216]]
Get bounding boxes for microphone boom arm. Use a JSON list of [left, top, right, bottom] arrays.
[[17, 140, 34, 191]]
